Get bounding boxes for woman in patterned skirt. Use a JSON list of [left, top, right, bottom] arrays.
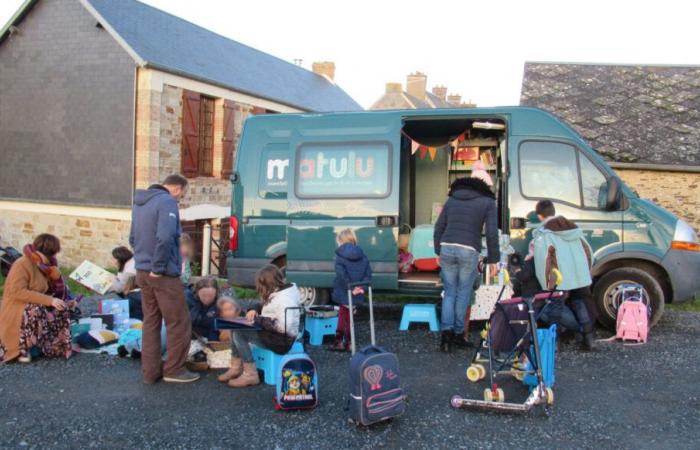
[[0, 234, 75, 363]]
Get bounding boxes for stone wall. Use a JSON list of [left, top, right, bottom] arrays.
[[0, 209, 130, 269], [616, 169, 700, 232]]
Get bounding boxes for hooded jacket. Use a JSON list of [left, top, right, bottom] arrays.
[[433, 177, 500, 263], [252, 284, 301, 354], [332, 243, 372, 305], [533, 216, 593, 291], [129, 185, 182, 277]]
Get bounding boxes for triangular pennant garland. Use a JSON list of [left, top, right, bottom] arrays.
[[428, 147, 437, 161], [419, 146, 428, 160], [411, 140, 420, 155]]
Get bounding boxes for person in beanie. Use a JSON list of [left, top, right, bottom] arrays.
[[532, 200, 597, 351], [129, 174, 199, 384], [330, 229, 372, 352], [434, 177, 500, 352]]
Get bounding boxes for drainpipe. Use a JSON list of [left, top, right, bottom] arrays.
[[201, 222, 212, 276]]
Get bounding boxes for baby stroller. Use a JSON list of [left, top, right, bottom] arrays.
[[451, 269, 564, 415]]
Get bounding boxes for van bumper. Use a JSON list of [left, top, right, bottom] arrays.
[[661, 249, 700, 303], [227, 257, 267, 288]]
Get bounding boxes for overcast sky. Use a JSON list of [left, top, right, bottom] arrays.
[[2, 0, 699, 108]]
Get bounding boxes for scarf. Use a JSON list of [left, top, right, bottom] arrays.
[[23, 244, 70, 300]]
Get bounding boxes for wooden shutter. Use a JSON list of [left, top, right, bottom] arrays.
[[251, 106, 267, 115], [181, 90, 201, 178], [221, 100, 236, 179]]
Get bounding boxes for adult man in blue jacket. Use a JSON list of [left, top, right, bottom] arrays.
[[130, 174, 199, 384]]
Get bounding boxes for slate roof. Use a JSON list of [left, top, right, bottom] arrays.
[[371, 90, 455, 110], [520, 62, 700, 166], [1, 0, 361, 112]]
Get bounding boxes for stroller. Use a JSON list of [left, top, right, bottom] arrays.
[[451, 269, 564, 415]]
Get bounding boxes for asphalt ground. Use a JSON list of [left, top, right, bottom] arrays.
[[0, 308, 699, 450]]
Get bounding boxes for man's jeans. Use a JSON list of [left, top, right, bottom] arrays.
[[439, 245, 479, 333]]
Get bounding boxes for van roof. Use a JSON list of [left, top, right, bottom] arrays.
[[245, 106, 586, 143]]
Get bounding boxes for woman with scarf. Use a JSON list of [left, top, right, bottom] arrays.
[[0, 234, 75, 363]]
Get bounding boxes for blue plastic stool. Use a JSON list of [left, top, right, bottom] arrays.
[[305, 316, 338, 346], [251, 341, 304, 385], [399, 304, 439, 332]]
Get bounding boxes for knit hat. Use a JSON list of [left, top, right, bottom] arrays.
[[470, 160, 493, 186]]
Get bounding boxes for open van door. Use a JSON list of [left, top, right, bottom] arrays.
[[285, 114, 401, 296]]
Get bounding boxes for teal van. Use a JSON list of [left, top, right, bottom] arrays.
[[226, 107, 700, 328]]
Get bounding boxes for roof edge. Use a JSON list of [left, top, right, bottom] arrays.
[[79, 0, 145, 66], [525, 60, 700, 69], [0, 0, 38, 45]]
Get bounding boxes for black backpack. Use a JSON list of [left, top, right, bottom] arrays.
[[0, 246, 22, 277]]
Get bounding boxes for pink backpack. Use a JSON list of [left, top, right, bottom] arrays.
[[615, 285, 649, 343]]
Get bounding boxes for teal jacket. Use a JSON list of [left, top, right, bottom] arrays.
[[533, 216, 592, 291]]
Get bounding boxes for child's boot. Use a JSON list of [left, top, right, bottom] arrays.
[[329, 332, 345, 352], [217, 357, 243, 382], [228, 363, 260, 388]]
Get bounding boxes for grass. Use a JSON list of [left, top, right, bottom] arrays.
[[667, 294, 700, 312]]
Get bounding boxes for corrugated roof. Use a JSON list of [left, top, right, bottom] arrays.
[[1, 0, 361, 112], [520, 61, 700, 166]]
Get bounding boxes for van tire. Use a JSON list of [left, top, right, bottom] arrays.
[[592, 267, 665, 330], [273, 256, 330, 307]]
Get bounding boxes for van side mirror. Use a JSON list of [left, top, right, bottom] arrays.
[[229, 171, 240, 184], [606, 176, 622, 211]]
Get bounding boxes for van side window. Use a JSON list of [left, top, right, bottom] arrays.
[[579, 153, 608, 209], [295, 142, 392, 198], [259, 147, 289, 199], [519, 141, 580, 206]]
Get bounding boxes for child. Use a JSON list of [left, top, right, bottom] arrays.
[[180, 233, 194, 286], [216, 296, 241, 343], [330, 229, 372, 352], [108, 246, 136, 295], [187, 276, 220, 341]]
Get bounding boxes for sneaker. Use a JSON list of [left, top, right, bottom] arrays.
[[18, 355, 32, 364], [163, 370, 201, 383]]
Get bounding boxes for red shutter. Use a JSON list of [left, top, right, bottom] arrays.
[[251, 106, 267, 115], [221, 100, 236, 179], [181, 90, 201, 178]]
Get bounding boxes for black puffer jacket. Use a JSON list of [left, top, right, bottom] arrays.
[[433, 177, 500, 263]]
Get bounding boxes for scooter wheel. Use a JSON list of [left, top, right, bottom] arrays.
[[466, 365, 482, 383], [450, 395, 463, 408], [495, 388, 505, 403], [483, 388, 493, 402], [545, 388, 555, 406], [476, 365, 486, 380]]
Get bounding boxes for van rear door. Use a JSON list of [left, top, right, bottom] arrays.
[[285, 114, 401, 291]]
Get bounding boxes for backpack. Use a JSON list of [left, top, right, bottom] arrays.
[[0, 246, 22, 277], [616, 285, 649, 343], [274, 353, 319, 411]]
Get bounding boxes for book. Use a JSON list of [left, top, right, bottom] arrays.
[[454, 146, 479, 161], [480, 150, 495, 166], [69, 260, 116, 295]]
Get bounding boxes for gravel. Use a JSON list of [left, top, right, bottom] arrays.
[[0, 306, 699, 450]]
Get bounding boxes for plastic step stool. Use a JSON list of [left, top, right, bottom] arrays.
[[399, 304, 439, 332], [305, 316, 338, 346], [251, 341, 304, 385]]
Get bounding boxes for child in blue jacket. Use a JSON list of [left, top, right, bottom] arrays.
[[331, 229, 372, 352]]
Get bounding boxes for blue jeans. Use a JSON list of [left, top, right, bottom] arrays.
[[439, 245, 479, 333], [540, 288, 593, 334]]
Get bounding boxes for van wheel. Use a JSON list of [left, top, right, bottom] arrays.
[[592, 267, 665, 330], [297, 287, 330, 308], [273, 257, 330, 307]]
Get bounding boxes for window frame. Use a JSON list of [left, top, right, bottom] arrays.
[[518, 139, 611, 211], [293, 140, 394, 200]]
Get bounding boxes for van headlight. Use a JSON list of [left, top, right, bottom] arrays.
[[671, 220, 700, 252]]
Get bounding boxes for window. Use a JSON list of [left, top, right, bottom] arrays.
[[580, 153, 608, 208], [259, 146, 289, 199], [295, 142, 392, 198], [181, 90, 215, 178], [520, 141, 580, 206]]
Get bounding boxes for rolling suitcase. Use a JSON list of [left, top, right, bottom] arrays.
[[347, 282, 406, 426]]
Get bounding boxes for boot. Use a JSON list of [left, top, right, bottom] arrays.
[[452, 333, 474, 349], [217, 357, 243, 383], [440, 331, 454, 353], [329, 332, 346, 352], [228, 363, 260, 388], [581, 323, 597, 352]]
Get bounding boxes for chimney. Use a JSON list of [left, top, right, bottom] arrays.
[[432, 85, 447, 101], [312, 61, 335, 81], [447, 94, 462, 106], [385, 82, 403, 94], [406, 72, 427, 100]]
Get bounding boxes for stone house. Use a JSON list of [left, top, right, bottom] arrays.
[[370, 71, 475, 110], [521, 62, 700, 231], [0, 0, 360, 271]]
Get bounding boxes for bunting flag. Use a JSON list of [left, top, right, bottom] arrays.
[[418, 146, 429, 160], [411, 140, 420, 155], [428, 147, 437, 161]]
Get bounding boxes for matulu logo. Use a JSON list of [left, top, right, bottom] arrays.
[[265, 151, 375, 181]]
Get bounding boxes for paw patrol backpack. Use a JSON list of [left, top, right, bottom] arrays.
[[274, 352, 318, 411]]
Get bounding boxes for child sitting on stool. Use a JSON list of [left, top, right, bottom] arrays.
[[331, 229, 372, 352]]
